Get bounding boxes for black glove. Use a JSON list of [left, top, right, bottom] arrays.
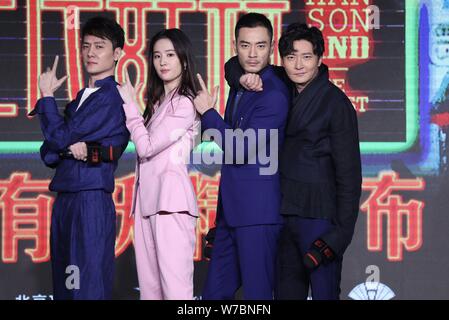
[[303, 238, 336, 271], [204, 227, 216, 261]]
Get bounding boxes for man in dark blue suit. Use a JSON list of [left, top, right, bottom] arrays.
[[30, 17, 129, 299], [194, 13, 290, 299]]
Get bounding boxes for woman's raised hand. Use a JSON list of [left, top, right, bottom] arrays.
[[117, 67, 143, 106]]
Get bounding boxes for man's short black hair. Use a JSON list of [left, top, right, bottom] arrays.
[[81, 16, 125, 50], [279, 23, 325, 58], [235, 12, 273, 42]]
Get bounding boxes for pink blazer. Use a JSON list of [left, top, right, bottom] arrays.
[[124, 92, 200, 217]]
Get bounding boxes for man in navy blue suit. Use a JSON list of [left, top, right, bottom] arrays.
[[30, 16, 129, 299], [194, 13, 290, 299]]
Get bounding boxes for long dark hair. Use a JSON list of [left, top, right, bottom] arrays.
[[143, 28, 199, 125]]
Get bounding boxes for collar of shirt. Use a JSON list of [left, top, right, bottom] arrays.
[[93, 75, 116, 87]]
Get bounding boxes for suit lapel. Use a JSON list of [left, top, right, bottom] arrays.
[[64, 89, 85, 120], [230, 65, 274, 128], [70, 88, 100, 119], [147, 101, 162, 127], [148, 92, 179, 128], [224, 88, 236, 125], [231, 90, 257, 127]]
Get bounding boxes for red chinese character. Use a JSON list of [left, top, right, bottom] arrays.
[[190, 172, 219, 261], [361, 171, 425, 262], [113, 174, 136, 257], [0, 173, 52, 263]]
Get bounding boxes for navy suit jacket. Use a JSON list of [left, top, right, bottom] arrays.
[[32, 76, 129, 193], [201, 65, 290, 227]]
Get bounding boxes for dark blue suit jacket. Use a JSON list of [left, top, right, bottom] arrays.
[[33, 76, 129, 193], [201, 65, 290, 227]]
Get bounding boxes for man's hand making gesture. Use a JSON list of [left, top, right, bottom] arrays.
[[38, 55, 86, 160], [39, 55, 68, 97]]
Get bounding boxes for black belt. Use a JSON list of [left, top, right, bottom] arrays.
[[59, 142, 123, 164]]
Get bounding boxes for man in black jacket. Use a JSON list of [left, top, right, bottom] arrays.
[[223, 23, 362, 299]]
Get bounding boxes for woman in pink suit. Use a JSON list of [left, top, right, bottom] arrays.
[[117, 29, 200, 300]]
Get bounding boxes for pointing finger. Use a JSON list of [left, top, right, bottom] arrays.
[[197, 73, 208, 93], [52, 55, 59, 74]]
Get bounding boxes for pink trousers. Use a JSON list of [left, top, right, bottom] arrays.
[[134, 207, 197, 300]]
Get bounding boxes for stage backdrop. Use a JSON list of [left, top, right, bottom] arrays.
[[1, 0, 448, 300]]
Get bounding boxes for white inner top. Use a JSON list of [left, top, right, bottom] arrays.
[[76, 87, 100, 111]]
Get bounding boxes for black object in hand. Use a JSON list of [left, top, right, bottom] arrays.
[[303, 238, 335, 270], [60, 142, 123, 165]]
